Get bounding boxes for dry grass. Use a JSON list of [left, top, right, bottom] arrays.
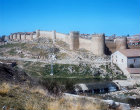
[[0, 82, 108, 110], [0, 82, 11, 95], [47, 97, 104, 110], [25, 96, 47, 110], [30, 86, 47, 96]]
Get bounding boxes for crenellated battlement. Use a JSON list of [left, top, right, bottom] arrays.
[[7, 30, 128, 56]]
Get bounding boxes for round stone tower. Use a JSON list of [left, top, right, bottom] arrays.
[[36, 30, 40, 38], [115, 37, 127, 50], [13, 34, 17, 40], [17, 33, 21, 41], [10, 34, 13, 40], [30, 33, 33, 40], [24, 34, 26, 40], [69, 31, 80, 50], [92, 34, 105, 56]]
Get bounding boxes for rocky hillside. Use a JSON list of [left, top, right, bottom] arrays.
[[0, 38, 125, 79], [0, 38, 110, 65], [0, 63, 32, 84], [0, 63, 108, 110]]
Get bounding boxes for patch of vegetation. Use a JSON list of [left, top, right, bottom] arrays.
[[0, 43, 26, 49], [0, 82, 49, 110], [124, 92, 138, 96], [0, 83, 10, 96], [115, 74, 127, 80], [100, 65, 105, 69], [78, 48, 89, 53], [0, 52, 4, 56], [39, 50, 48, 58], [114, 64, 121, 71], [20, 53, 25, 58], [42, 64, 93, 78], [20, 62, 96, 79], [106, 65, 113, 73], [136, 84, 140, 87], [20, 43, 26, 49], [30, 46, 41, 52], [21, 61, 45, 77], [8, 48, 17, 55], [56, 53, 68, 59], [56, 40, 69, 50], [19, 61, 126, 80], [100, 65, 113, 73], [99, 64, 127, 80], [23, 61, 32, 67]]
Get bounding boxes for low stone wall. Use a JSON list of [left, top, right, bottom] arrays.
[[63, 93, 131, 110]]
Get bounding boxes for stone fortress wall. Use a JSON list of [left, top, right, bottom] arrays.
[[7, 30, 128, 56]]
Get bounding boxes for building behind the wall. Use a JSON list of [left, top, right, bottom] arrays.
[[111, 49, 140, 78], [105, 37, 128, 54]]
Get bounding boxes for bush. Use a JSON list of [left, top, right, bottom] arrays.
[[8, 48, 17, 55], [0, 83, 10, 95], [39, 79, 63, 95]]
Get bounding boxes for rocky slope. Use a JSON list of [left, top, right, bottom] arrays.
[[0, 63, 32, 84]]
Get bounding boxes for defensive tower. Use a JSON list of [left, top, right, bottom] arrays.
[[115, 37, 127, 50], [52, 30, 56, 42], [13, 34, 17, 40], [17, 33, 21, 40], [69, 31, 80, 50], [92, 34, 105, 56], [36, 30, 40, 38]]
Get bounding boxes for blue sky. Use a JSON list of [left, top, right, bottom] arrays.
[[0, 0, 140, 36]]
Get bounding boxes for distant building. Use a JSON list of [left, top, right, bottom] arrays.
[[80, 34, 92, 39], [127, 39, 140, 46], [111, 49, 140, 78], [127, 34, 140, 46], [131, 34, 140, 40], [74, 82, 118, 94]]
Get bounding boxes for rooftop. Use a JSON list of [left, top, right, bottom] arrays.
[[119, 49, 140, 57], [127, 68, 140, 74], [75, 82, 117, 90]]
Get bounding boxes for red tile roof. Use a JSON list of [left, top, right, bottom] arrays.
[[119, 49, 140, 57], [127, 68, 140, 74]]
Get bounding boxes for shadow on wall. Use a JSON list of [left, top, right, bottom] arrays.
[[105, 45, 112, 55]]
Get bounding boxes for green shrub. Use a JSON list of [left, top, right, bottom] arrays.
[[8, 48, 17, 55]]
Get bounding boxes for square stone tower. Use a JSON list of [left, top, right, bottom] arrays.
[[69, 31, 80, 50], [115, 37, 128, 51], [36, 30, 40, 38], [52, 30, 56, 42]]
